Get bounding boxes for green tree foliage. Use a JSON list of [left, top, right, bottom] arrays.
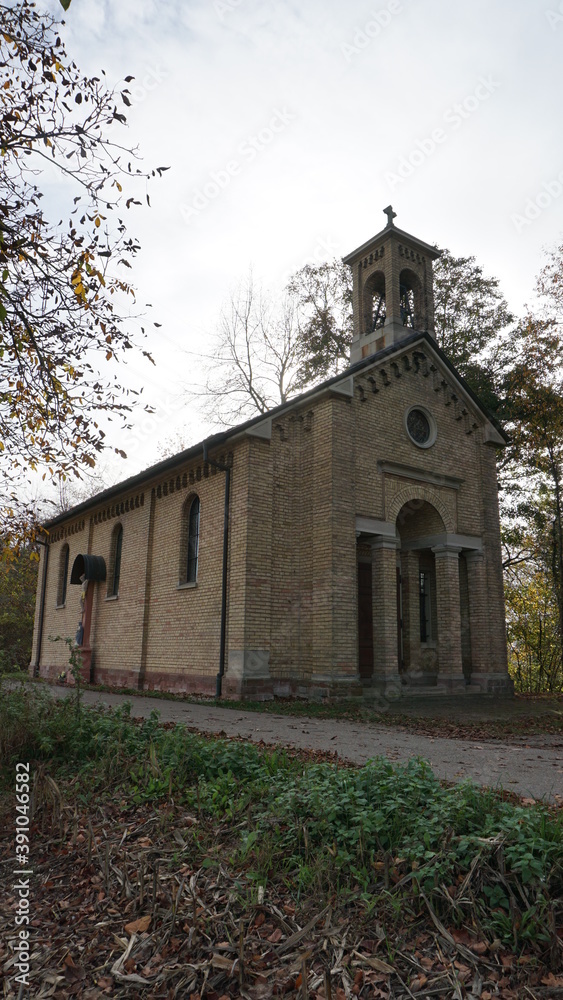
[[0, 541, 39, 670], [500, 298, 563, 674], [432, 250, 514, 411], [286, 259, 353, 387], [0, 1, 164, 547], [505, 550, 562, 693]]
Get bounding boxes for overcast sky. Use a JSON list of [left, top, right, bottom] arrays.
[[39, 0, 563, 488]]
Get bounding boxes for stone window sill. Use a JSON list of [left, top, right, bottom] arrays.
[[177, 581, 197, 590], [421, 640, 437, 649], [105, 594, 119, 602], [55, 603, 66, 610]]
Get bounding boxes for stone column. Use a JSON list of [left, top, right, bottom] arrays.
[[432, 544, 464, 691], [371, 537, 399, 693], [401, 550, 421, 676], [465, 551, 489, 677]]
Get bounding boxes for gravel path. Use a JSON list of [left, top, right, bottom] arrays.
[[46, 686, 563, 803]]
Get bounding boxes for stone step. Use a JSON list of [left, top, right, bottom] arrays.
[[358, 680, 491, 702], [398, 684, 449, 698]]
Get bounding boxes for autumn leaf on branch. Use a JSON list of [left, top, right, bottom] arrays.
[[0, 0, 166, 548]]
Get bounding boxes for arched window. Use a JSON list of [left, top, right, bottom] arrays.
[[107, 524, 123, 597], [180, 495, 200, 585], [363, 270, 386, 335], [56, 544, 69, 606], [187, 497, 200, 583], [399, 268, 423, 330]]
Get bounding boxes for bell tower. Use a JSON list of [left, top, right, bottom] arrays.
[[344, 207, 442, 365]]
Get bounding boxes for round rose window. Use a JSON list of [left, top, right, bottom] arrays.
[[405, 406, 437, 448], [407, 408, 430, 444]]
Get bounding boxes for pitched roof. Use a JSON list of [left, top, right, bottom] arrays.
[[342, 224, 442, 265], [44, 330, 507, 529]]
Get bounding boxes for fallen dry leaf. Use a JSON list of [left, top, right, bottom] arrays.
[[410, 975, 428, 993], [124, 914, 151, 934], [542, 972, 563, 987], [356, 953, 394, 974], [470, 940, 489, 955]]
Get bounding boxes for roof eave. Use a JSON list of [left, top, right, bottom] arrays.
[[343, 225, 442, 265]]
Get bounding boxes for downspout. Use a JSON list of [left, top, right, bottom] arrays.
[[33, 536, 49, 677], [202, 443, 231, 699], [138, 488, 156, 691]]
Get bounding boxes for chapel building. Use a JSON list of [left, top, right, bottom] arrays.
[[30, 210, 513, 702]]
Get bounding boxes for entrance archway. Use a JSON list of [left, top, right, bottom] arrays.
[[396, 501, 445, 685], [356, 497, 467, 692]]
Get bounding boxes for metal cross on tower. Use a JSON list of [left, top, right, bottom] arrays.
[[383, 205, 397, 227]]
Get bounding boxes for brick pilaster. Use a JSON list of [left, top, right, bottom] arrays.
[[432, 544, 464, 685], [371, 537, 399, 684], [465, 550, 489, 674]]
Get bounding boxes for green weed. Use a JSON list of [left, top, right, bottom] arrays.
[[0, 687, 560, 951]]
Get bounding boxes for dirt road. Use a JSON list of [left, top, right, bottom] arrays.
[[48, 686, 563, 803]]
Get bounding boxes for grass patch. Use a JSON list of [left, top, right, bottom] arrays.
[[1, 684, 561, 956]]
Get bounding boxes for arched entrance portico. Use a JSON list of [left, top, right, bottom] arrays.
[[356, 497, 483, 695], [396, 500, 456, 688]]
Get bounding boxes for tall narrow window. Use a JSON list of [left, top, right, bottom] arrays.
[[108, 524, 123, 597], [420, 570, 431, 642], [57, 544, 70, 606], [187, 497, 200, 583]]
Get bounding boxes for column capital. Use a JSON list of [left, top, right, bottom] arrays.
[[465, 548, 485, 563], [371, 536, 400, 551], [432, 544, 462, 557]]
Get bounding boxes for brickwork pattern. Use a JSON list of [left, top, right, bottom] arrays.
[[433, 548, 464, 685]]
